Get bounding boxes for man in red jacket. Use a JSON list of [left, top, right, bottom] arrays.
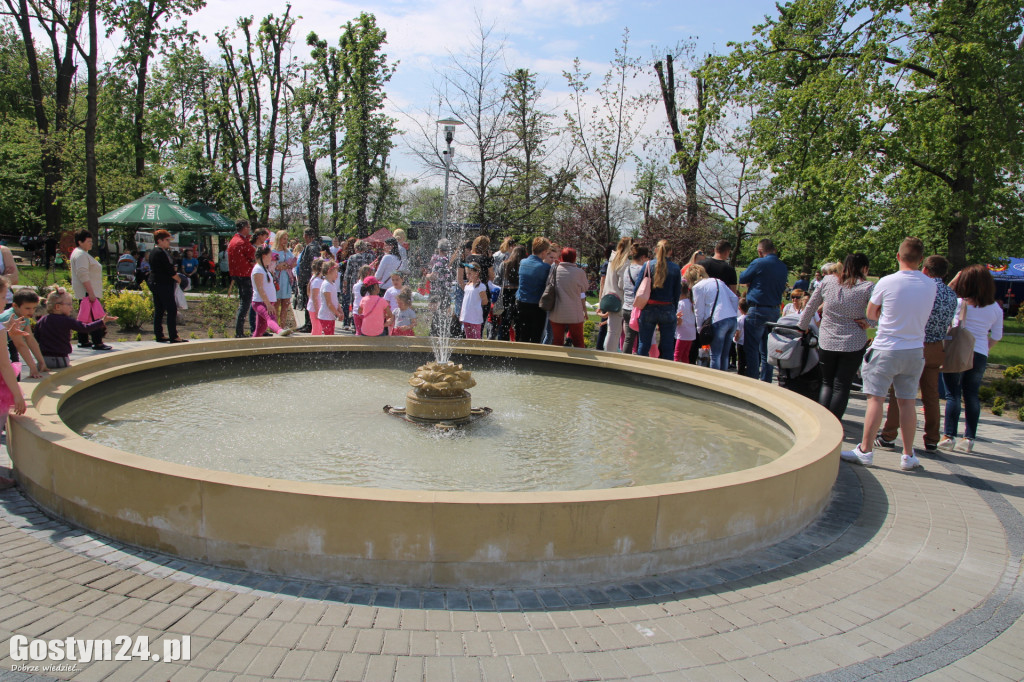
[[228, 220, 256, 337]]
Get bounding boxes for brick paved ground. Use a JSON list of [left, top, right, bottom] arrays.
[[0, 342, 1022, 680]]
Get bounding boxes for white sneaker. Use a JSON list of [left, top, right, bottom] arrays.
[[937, 436, 955, 451], [840, 445, 874, 466], [956, 438, 974, 454], [901, 454, 922, 471]]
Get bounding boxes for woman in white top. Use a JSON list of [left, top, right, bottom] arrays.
[[306, 259, 325, 335], [250, 246, 293, 338], [686, 264, 739, 371], [600, 237, 632, 353], [374, 238, 403, 289], [940, 264, 1004, 453]]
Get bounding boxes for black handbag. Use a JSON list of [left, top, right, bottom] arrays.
[[696, 281, 721, 347]]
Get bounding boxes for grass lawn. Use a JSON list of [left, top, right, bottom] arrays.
[[990, 317, 1024, 367]]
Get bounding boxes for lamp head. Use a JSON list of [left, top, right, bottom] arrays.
[[436, 117, 463, 144]]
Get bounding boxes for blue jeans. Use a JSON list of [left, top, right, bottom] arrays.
[[233, 276, 255, 337], [709, 317, 738, 371], [638, 303, 676, 359], [942, 352, 988, 440], [744, 305, 779, 382]]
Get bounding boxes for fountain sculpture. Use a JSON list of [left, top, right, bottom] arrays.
[[384, 361, 491, 428]]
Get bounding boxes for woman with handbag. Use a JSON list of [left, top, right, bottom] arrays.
[[634, 240, 682, 359], [938, 264, 1004, 453], [546, 247, 589, 348], [687, 264, 739, 371], [599, 237, 632, 352], [797, 253, 874, 419], [620, 244, 650, 354]]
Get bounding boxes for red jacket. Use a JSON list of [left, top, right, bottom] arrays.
[[227, 233, 255, 278]]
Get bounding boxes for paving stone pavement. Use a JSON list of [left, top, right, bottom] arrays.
[[0, 345, 1023, 680]]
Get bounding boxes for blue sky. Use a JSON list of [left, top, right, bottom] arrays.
[[190, 0, 776, 183]]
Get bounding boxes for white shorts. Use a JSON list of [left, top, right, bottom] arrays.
[[861, 347, 925, 400]]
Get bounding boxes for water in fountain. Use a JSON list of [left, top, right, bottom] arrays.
[[424, 211, 471, 365]]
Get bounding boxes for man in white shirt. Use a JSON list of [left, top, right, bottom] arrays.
[[842, 237, 936, 471]]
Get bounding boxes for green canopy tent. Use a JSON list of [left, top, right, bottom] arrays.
[[98, 192, 215, 231], [185, 202, 237, 258], [186, 202, 235, 233], [98, 192, 216, 275]]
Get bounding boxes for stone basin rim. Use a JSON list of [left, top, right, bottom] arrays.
[[23, 336, 836, 502]]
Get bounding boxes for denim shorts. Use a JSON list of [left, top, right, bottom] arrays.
[[861, 347, 925, 399]]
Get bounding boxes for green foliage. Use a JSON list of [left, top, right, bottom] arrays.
[[991, 378, 1024, 402], [992, 404, 1003, 416], [978, 385, 996, 404], [1018, 406, 1024, 422], [1005, 365, 1024, 382], [105, 286, 154, 331], [732, 0, 1024, 272], [195, 293, 236, 327], [583, 318, 597, 348]]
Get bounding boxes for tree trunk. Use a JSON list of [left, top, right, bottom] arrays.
[[84, 0, 98, 240]]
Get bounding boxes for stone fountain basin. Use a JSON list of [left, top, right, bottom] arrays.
[[8, 337, 841, 588]]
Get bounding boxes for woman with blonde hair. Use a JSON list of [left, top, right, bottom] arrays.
[[391, 228, 410, 271], [686, 263, 739, 371], [600, 236, 632, 352], [681, 249, 705, 277], [272, 230, 296, 326], [635, 239, 682, 359]]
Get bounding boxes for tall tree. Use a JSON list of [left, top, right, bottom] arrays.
[[3, 0, 85, 233], [490, 68, 577, 235], [104, 0, 205, 181], [336, 12, 397, 237], [306, 29, 341, 232], [734, 0, 1024, 271], [213, 6, 296, 226], [654, 50, 721, 228], [563, 29, 647, 247]]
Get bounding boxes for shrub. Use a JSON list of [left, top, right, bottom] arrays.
[[1018, 406, 1024, 422], [583, 318, 596, 347], [992, 396, 1005, 416], [196, 293, 236, 327], [991, 378, 1024, 400], [105, 285, 153, 331], [992, 404, 1004, 416], [1004, 365, 1024, 381], [978, 385, 996, 404]]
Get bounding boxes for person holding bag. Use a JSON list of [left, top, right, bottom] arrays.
[[938, 264, 1004, 454], [620, 244, 650, 354], [599, 237, 632, 352], [687, 264, 739, 371], [634, 240, 681, 359], [515, 238, 553, 344], [546, 248, 589, 348]]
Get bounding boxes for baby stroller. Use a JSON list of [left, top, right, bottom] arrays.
[[114, 257, 141, 291], [766, 314, 822, 400]]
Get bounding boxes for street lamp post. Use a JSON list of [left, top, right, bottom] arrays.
[[436, 118, 463, 243]]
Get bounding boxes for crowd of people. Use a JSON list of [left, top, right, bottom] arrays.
[[0, 223, 1011, 490]]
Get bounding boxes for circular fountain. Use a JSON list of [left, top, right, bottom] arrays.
[[8, 337, 842, 588]]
